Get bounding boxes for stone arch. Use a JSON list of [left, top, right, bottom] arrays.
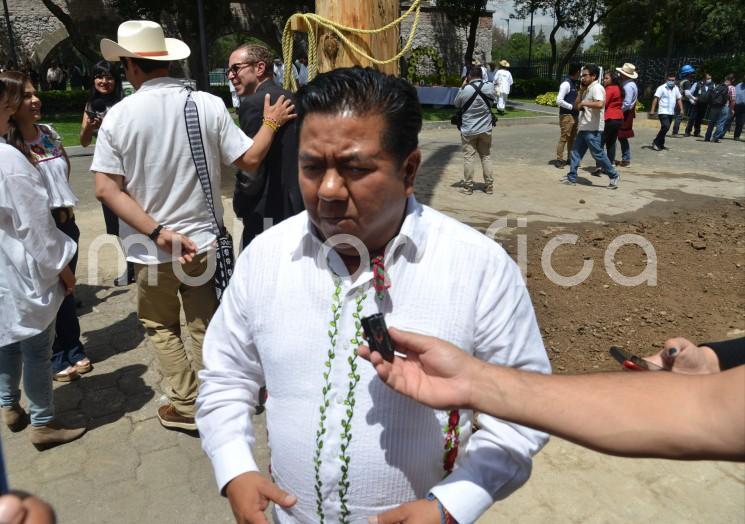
[[31, 26, 69, 65]]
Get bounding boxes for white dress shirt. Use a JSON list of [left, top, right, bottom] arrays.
[[197, 197, 550, 523], [557, 79, 574, 111], [90, 77, 252, 264], [0, 139, 75, 346], [578, 81, 606, 132], [495, 69, 513, 95], [654, 84, 682, 115]]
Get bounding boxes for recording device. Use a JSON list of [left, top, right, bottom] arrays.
[[609, 346, 663, 371], [361, 314, 395, 363], [86, 98, 108, 119]]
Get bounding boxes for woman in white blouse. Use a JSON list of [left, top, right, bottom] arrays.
[[3, 71, 91, 382], [0, 74, 86, 448]]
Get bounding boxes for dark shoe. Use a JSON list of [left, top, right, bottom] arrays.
[[459, 186, 474, 195], [693, 133, 700, 137], [157, 404, 197, 431], [712, 139, 720, 143], [483, 184, 494, 194], [684, 133, 691, 137], [591, 167, 603, 177], [53, 366, 80, 382], [704, 138, 711, 142], [114, 262, 136, 286], [2, 404, 29, 432], [651, 143, 661, 151], [30, 420, 86, 450]]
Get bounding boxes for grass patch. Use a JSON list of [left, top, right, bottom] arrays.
[[422, 106, 544, 122], [40, 113, 84, 148]]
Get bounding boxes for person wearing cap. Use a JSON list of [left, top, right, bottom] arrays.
[[672, 64, 696, 135], [616, 63, 638, 167], [90, 20, 296, 431], [494, 59, 513, 115]]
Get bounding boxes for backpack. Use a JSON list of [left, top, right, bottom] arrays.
[[710, 84, 729, 106]]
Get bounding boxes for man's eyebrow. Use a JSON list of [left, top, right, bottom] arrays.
[[298, 152, 377, 163]]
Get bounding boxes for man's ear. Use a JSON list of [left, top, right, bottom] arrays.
[[256, 60, 268, 78], [402, 148, 421, 196]]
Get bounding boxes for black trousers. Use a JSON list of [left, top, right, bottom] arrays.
[[685, 104, 707, 136], [654, 115, 673, 148]]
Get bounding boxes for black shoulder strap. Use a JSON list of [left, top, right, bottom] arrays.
[[460, 84, 481, 114]]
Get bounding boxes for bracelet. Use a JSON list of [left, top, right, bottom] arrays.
[[148, 224, 164, 241], [262, 117, 280, 132], [426, 493, 457, 524]]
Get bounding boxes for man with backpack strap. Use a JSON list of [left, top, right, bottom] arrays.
[[454, 65, 496, 195], [672, 64, 695, 135], [705, 74, 734, 143], [685, 73, 712, 137]]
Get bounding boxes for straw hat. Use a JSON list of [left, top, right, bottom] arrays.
[[499, 59, 510, 68], [615, 63, 638, 79], [101, 21, 190, 62]]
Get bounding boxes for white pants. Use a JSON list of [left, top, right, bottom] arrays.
[[497, 94, 508, 111]]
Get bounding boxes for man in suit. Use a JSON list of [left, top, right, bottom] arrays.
[[227, 44, 304, 248]]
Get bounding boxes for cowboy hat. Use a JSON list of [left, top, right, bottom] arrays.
[[101, 20, 190, 62], [499, 59, 510, 68], [615, 63, 638, 79]]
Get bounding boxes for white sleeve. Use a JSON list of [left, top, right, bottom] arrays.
[[90, 118, 125, 176], [556, 82, 574, 110], [217, 103, 253, 166], [654, 86, 664, 99], [196, 252, 264, 492], [430, 251, 551, 524]]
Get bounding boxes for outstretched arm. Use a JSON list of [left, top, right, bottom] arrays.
[[359, 329, 745, 461]]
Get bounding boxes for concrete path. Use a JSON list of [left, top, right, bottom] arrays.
[[2, 122, 743, 523]]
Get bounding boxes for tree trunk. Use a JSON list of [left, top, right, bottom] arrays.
[[555, 3, 620, 81], [463, 0, 482, 66], [663, 11, 677, 78], [313, 0, 399, 75], [39, 0, 99, 63], [548, 23, 561, 79]]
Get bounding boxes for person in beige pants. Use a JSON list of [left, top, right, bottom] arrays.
[[555, 63, 581, 167], [454, 65, 496, 195]]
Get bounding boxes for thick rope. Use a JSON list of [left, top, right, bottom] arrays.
[[282, 0, 421, 92]]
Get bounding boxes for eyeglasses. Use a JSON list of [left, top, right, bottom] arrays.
[[225, 62, 255, 77]]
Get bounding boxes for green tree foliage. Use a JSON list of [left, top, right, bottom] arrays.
[[492, 31, 551, 61], [438, 0, 490, 65]]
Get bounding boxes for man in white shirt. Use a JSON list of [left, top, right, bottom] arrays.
[[494, 59, 513, 114], [554, 63, 581, 167], [560, 63, 620, 188], [91, 20, 295, 431], [197, 67, 551, 524], [649, 71, 683, 151]]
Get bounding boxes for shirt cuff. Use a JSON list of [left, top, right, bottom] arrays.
[[430, 471, 495, 524], [209, 438, 260, 494]]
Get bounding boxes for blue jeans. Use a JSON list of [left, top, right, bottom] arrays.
[[705, 105, 729, 141], [618, 137, 631, 161], [0, 323, 55, 426], [568, 130, 618, 182]]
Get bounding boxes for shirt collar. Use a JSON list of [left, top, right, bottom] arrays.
[[137, 77, 186, 92], [291, 195, 427, 268]]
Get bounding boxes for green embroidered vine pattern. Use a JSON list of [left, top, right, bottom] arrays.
[[314, 278, 343, 523], [338, 292, 367, 523]]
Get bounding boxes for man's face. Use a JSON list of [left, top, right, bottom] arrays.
[[227, 50, 261, 97], [580, 69, 595, 86], [298, 113, 420, 255]]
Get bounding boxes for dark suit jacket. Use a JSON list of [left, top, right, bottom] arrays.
[[233, 80, 304, 246]]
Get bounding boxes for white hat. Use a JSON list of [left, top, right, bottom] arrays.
[[615, 63, 638, 79], [100, 20, 190, 62], [499, 59, 510, 68]]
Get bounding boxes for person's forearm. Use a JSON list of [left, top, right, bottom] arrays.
[[472, 364, 745, 460], [80, 125, 94, 147], [234, 123, 277, 173]]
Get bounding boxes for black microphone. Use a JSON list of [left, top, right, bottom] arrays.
[[91, 98, 108, 114]]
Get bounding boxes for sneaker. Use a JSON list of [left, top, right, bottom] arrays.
[[459, 186, 474, 195], [2, 404, 28, 432], [157, 404, 197, 431], [608, 174, 620, 189], [559, 176, 576, 185], [483, 185, 494, 194], [53, 366, 80, 382], [651, 143, 661, 151], [591, 167, 603, 177], [684, 133, 691, 137], [30, 420, 86, 450]]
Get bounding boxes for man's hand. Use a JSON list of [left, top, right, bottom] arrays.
[[357, 328, 479, 410], [59, 266, 75, 296], [370, 498, 442, 524], [262, 94, 297, 128], [644, 337, 720, 374], [155, 228, 198, 264], [225, 472, 297, 524], [0, 492, 56, 524]]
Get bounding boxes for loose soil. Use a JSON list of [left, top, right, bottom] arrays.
[[493, 197, 745, 374]]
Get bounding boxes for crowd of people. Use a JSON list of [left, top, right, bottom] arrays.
[[1, 18, 744, 524]]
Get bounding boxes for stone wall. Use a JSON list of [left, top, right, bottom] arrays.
[[400, 8, 492, 80]]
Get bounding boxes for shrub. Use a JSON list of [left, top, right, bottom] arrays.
[[37, 90, 89, 115], [511, 78, 558, 98], [535, 91, 559, 107]]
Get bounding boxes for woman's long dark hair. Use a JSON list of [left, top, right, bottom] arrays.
[[87, 61, 123, 109], [0, 71, 34, 163]]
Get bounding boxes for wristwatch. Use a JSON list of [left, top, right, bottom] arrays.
[[148, 224, 164, 241]]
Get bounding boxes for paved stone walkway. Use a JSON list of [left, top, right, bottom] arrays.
[[2, 123, 743, 523]]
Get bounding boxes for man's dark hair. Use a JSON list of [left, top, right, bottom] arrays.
[[120, 57, 170, 74], [583, 63, 600, 79], [469, 65, 483, 79], [296, 67, 422, 164], [666, 71, 676, 79], [725, 73, 735, 83], [568, 63, 581, 76]]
